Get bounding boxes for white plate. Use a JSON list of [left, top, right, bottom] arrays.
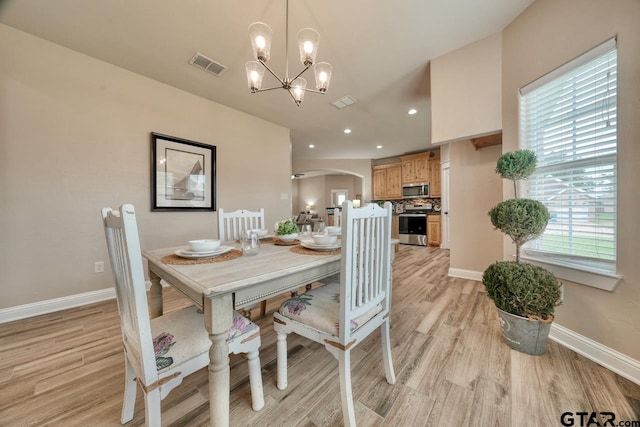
[[300, 241, 341, 251], [175, 246, 233, 259], [259, 234, 275, 240]]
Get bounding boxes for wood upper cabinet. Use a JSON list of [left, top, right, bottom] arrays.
[[372, 163, 402, 200], [429, 157, 441, 198], [427, 215, 441, 247], [400, 153, 430, 184], [386, 164, 402, 199], [372, 168, 387, 200]]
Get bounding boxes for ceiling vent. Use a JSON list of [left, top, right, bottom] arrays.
[[330, 95, 358, 109], [189, 52, 227, 77]]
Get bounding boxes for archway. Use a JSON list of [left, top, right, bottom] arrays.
[[291, 168, 365, 219]]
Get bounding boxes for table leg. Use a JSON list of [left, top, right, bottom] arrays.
[[204, 294, 233, 427], [149, 270, 163, 318]]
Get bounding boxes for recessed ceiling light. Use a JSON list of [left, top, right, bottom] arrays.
[[376, 145, 383, 149], [408, 108, 417, 115], [344, 129, 351, 134], [308, 144, 315, 148]]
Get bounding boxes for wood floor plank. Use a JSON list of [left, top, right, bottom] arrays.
[[425, 378, 475, 426], [382, 384, 435, 426], [405, 324, 461, 397], [0, 245, 638, 426]]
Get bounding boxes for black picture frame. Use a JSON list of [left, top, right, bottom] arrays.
[[151, 132, 216, 211]]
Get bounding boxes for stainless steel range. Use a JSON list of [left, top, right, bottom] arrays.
[[399, 203, 433, 246]]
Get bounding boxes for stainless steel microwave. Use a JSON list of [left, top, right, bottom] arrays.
[[402, 183, 429, 199]]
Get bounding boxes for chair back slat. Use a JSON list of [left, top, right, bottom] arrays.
[[339, 201, 392, 341], [102, 205, 157, 385], [218, 208, 265, 241]]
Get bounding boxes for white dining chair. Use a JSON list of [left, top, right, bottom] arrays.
[[102, 204, 264, 426], [273, 201, 396, 427], [217, 208, 265, 241], [218, 207, 268, 317]]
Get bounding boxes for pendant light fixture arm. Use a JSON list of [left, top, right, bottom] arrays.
[[251, 85, 285, 93], [287, 89, 302, 106], [284, 0, 289, 81], [300, 87, 327, 94], [259, 60, 286, 86], [289, 64, 311, 83]]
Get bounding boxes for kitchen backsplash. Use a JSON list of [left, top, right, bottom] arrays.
[[373, 198, 441, 212]]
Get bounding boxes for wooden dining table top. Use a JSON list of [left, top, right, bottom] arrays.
[[142, 241, 341, 299]]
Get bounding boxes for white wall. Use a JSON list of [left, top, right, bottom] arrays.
[[292, 158, 371, 201], [502, 0, 640, 359], [0, 25, 292, 309], [293, 174, 360, 219], [296, 176, 325, 216], [431, 32, 502, 145], [448, 142, 503, 273]]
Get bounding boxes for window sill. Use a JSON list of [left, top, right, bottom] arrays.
[[520, 255, 622, 292]]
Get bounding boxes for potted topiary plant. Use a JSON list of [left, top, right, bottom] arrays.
[[482, 149, 562, 355]]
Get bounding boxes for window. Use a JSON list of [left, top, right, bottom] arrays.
[[519, 39, 617, 277]]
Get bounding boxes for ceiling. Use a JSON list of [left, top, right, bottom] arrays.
[[0, 0, 533, 160]]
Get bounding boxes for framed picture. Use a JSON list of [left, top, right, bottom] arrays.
[[151, 132, 216, 211]]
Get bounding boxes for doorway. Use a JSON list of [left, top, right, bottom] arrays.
[[331, 189, 348, 207], [441, 161, 450, 249]]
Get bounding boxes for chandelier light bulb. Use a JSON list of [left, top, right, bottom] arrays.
[[292, 77, 307, 104], [297, 28, 320, 66], [248, 22, 272, 62], [245, 61, 264, 92], [304, 41, 314, 54], [313, 62, 332, 92]]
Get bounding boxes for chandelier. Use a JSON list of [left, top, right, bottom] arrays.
[[245, 0, 333, 106]]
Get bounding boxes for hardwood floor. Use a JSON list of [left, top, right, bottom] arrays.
[[1, 245, 638, 426]]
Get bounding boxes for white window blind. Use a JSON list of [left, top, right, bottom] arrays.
[[519, 39, 617, 271]]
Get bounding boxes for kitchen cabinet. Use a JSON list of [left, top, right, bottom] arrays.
[[373, 168, 386, 200], [391, 215, 399, 239], [429, 157, 441, 198], [372, 163, 402, 200], [400, 153, 429, 184], [427, 215, 441, 247], [392, 215, 399, 254]]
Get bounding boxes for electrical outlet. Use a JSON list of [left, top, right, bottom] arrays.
[[94, 261, 105, 273]]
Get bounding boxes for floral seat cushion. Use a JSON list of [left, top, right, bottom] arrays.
[[150, 307, 258, 372], [278, 282, 382, 336]]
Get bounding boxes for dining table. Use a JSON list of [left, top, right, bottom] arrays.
[[142, 239, 342, 427]]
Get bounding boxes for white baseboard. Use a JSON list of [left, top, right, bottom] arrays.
[[448, 268, 483, 281], [550, 323, 640, 385], [0, 280, 169, 325], [0, 288, 116, 324]]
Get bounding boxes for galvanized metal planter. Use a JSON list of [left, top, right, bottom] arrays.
[[496, 307, 552, 355]]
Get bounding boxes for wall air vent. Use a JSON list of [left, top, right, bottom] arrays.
[[330, 95, 358, 109], [189, 52, 228, 77]]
